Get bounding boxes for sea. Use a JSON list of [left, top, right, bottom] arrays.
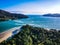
[[0, 15, 60, 33]]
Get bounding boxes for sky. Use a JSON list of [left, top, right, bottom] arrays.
[[0, 0, 60, 15]]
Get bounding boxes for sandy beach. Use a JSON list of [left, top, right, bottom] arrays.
[[0, 27, 20, 43]]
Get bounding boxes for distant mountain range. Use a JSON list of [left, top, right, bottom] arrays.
[[0, 10, 28, 21], [43, 14, 60, 17]]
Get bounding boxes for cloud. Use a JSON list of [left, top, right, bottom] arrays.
[[4, 1, 60, 15]]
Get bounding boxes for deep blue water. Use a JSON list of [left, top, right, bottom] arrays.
[[0, 15, 60, 33]]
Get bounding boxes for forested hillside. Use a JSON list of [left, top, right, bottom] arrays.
[[0, 25, 60, 45], [0, 10, 28, 21]]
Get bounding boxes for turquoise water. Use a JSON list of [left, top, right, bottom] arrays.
[[0, 21, 20, 33], [0, 15, 60, 33]]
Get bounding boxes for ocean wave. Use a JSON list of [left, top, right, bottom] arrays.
[[13, 20, 24, 23], [15, 23, 26, 26], [29, 24, 39, 26]]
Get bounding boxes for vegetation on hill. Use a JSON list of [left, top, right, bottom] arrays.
[[0, 25, 60, 45], [0, 10, 28, 21]]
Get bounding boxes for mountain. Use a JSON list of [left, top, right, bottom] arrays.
[[43, 14, 60, 17], [0, 10, 28, 21]]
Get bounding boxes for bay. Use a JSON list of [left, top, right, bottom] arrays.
[[0, 15, 60, 33]]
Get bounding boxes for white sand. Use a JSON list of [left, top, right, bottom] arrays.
[[0, 27, 20, 43]]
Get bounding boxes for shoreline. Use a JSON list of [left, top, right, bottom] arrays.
[[0, 26, 20, 43]]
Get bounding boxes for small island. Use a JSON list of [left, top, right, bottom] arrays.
[[0, 10, 28, 21], [43, 14, 60, 17]]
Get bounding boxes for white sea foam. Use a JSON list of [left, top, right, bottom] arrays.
[[15, 23, 26, 26], [13, 20, 24, 23]]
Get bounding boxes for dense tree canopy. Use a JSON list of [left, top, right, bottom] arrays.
[[0, 25, 60, 45]]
